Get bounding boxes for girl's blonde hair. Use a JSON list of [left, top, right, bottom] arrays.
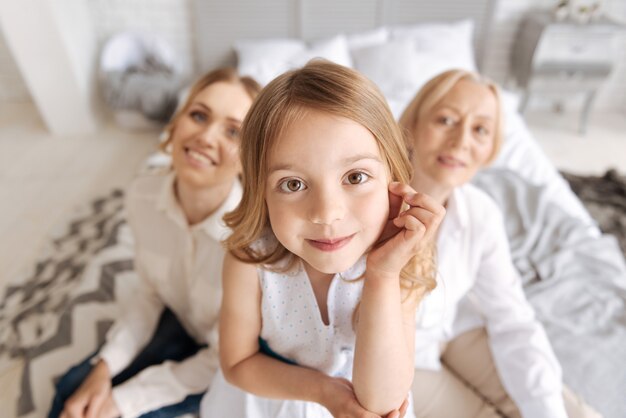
[[160, 67, 261, 152], [399, 69, 504, 165], [224, 59, 436, 300]]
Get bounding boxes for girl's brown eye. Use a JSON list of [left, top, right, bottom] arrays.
[[279, 179, 306, 193], [346, 172, 369, 185], [348, 173, 362, 184], [287, 180, 301, 191]]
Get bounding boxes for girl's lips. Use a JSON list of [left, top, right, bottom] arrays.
[[306, 234, 355, 252]]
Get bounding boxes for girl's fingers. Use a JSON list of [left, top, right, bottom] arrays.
[[393, 213, 425, 234], [387, 184, 405, 220], [389, 182, 445, 228]]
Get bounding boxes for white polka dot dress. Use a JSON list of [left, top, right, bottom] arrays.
[[201, 256, 386, 418]]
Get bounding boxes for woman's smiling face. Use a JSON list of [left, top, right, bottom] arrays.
[[171, 81, 253, 190], [411, 79, 498, 190]]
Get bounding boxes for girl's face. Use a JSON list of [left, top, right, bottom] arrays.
[[412, 79, 497, 190], [171, 81, 253, 190], [266, 110, 390, 275]]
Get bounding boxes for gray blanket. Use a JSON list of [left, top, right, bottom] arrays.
[[474, 168, 626, 418]]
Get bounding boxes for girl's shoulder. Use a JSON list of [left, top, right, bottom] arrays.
[[250, 229, 300, 277], [249, 228, 280, 255]]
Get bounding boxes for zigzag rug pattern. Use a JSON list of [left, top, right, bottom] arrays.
[[0, 190, 140, 416]]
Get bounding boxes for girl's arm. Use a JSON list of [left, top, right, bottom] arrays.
[[220, 252, 391, 417], [220, 252, 324, 401], [353, 183, 444, 415]]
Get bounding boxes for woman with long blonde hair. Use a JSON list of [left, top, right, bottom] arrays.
[[200, 60, 445, 418], [50, 68, 260, 418]]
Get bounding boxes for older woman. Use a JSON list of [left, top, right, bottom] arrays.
[[399, 70, 600, 418], [49, 68, 261, 418]]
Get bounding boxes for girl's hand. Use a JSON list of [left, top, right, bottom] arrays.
[[60, 360, 120, 418], [321, 376, 409, 418], [367, 182, 445, 280]]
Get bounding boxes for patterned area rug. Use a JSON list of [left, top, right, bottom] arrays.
[[0, 189, 139, 417], [0, 170, 625, 417]]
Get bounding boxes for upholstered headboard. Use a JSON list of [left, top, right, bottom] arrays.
[[192, 0, 496, 72]]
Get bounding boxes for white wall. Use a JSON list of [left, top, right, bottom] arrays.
[[0, 24, 31, 102], [0, 0, 99, 134], [87, 0, 196, 77], [0, 0, 624, 110]]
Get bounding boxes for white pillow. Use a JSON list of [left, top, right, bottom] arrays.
[[235, 38, 305, 72], [346, 27, 389, 51], [235, 38, 305, 86], [235, 35, 352, 86], [352, 39, 473, 118], [351, 39, 418, 93], [298, 35, 353, 69], [390, 20, 477, 72]]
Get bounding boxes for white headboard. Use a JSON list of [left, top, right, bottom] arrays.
[[192, 0, 496, 72]]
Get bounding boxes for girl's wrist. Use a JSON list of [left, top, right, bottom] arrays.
[[364, 268, 400, 286], [313, 374, 335, 407]]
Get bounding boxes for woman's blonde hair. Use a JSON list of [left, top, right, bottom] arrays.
[[160, 67, 261, 152], [399, 69, 504, 165], [224, 59, 436, 300]]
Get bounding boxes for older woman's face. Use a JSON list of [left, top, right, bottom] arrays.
[[170, 81, 253, 190], [412, 79, 497, 190]]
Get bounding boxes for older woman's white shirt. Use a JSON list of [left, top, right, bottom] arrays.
[[415, 183, 568, 418], [98, 172, 242, 418]]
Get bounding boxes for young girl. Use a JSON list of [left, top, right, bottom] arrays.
[[50, 68, 260, 418], [200, 60, 445, 418], [399, 69, 601, 418]]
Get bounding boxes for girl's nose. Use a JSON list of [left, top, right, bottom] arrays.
[[309, 187, 345, 225]]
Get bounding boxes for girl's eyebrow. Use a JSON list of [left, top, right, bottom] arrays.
[[342, 153, 383, 165], [268, 154, 382, 174]]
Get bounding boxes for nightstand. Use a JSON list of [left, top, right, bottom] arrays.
[[510, 11, 622, 134]]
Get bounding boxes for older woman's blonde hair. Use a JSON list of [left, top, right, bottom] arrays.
[[224, 59, 436, 300], [160, 67, 261, 152], [399, 69, 504, 165]]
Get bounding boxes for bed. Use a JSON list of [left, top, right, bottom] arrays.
[[2, 1, 625, 417]]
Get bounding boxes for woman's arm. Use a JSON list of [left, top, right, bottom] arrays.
[[98, 263, 164, 376], [62, 256, 165, 418], [353, 183, 444, 415], [110, 346, 216, 417], [472, 203, 567, 418]]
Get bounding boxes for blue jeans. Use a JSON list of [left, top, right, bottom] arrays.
[[48, 309, 204, 418]]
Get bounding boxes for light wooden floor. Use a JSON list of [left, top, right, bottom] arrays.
[[524, 107, 626, 175], [0, 102, 158, 289]]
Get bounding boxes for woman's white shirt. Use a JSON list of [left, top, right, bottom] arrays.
[[98, 172, 242, 418], [415, 183, 568, 418]]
